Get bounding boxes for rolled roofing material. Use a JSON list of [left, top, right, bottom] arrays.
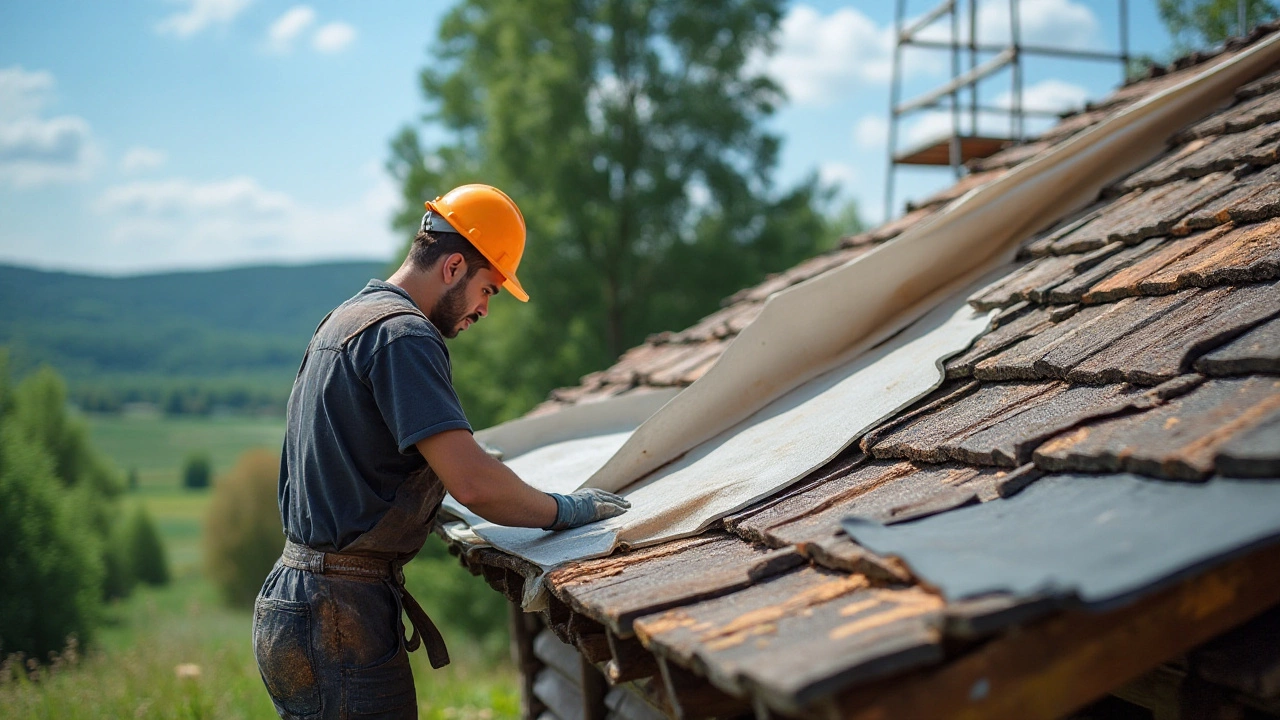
[[581, 31, 1280, 495], [468, 289, 996, 570], [842, 474, 1280, 610]]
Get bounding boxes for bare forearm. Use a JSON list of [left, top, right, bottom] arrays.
[[457, 460, 558, 527], [416, 430, 557, 528]]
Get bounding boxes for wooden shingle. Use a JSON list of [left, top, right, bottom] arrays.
[[1034, 376, 1280, 480]]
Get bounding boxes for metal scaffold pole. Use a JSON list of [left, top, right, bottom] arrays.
[[885, 0, 907, 221], [883, 0, 1130, 220]]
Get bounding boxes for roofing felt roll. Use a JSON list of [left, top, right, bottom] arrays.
[[842, 473, 1280, 611]]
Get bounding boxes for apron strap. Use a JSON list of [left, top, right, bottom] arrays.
[[392, 576, 451, 669], [281, 540, 451, 668]]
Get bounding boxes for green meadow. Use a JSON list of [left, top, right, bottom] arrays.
[[86, 411, 287, 573], [0, 412, 518, 719]]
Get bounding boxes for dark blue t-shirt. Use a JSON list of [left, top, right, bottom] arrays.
[[279, 280, 471, 552]]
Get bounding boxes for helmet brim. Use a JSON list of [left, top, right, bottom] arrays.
[[501, 275, 529, 303]]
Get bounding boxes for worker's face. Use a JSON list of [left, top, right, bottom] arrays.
[[431, 260, 503, 338]]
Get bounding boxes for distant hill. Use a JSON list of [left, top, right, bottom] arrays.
[[0, 261, 388, 413]]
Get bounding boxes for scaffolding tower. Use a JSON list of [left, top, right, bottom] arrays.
[[884, 0, 1131, 218]]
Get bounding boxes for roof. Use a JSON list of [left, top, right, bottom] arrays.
[[444, 24, 1280, 720]]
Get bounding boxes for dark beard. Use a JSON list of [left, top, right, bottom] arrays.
[[429, 281, 476, 339]]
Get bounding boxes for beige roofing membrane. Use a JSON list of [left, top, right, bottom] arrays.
[[469, 291, 995, 575], [447, 31, 1280, 601]]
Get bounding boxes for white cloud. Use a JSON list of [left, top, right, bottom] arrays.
[[758, 2, 1095, 108], [120, 146, 168, 174], [990, 0, 1099, 48], [917, 0, 1099, 49], [156, 0, 253, 38], [853, 116, 888, 150], [267, 6, 316, 53], [996, 79, 1089, 113], [0, 67, 54, 122], [312, 22, 356, 53], [902, 112, 957, 148], [818, 162, 858, 191], [96, 176, 293, 221], [900, 78, 1088, 147], [91, 169, 401, 270], [762, 5, 897, 105], [0, 66, 99, 188]]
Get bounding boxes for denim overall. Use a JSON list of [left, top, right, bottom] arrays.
[[254, 296, 451, 719]]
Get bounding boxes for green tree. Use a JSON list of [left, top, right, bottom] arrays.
[[10, 367, 119, 500], [6, 364, 130, 608], [388, 0, 834, 427], [182, 452, 212, 490], [0, 423, 102, 658], [126, 505, 169, 586], [204, 449, 284, 608], [1158, 0, 1278, 49], [101, 516, 137, 600], [0, 350, 11, 418], [826, 197, 866, 247]]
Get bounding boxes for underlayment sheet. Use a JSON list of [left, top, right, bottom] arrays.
[[581, 31, 1280, 494], [442, 390, 679, 526], [474, 389, 679, 461], [441, 430, 636, 527], [843, 474, 1280, 611], [467, 292, 996, 570]]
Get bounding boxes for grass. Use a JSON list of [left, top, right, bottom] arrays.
[[0, 412, 520, 719], [0, 577, 519, 720]]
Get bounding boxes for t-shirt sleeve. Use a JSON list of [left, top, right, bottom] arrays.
[[365, 333, 472, 453]]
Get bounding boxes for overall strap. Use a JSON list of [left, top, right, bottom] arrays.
[[294, 293, 432, 380]]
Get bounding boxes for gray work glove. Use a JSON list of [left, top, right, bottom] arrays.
[[543, 489, 631, 531]]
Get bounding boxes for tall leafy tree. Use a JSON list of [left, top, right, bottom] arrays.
[[1159, 0, 1278, 49], [388, 0, 835, 427]]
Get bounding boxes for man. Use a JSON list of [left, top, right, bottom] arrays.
[[253, 184, 630, 719]]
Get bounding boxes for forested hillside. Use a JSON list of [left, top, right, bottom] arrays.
[[0, 262, 385, 413]]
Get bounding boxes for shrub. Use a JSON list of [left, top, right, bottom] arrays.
[[0, 423, 102, 658], [204, 449, 284, 608], [127, 505, 169, 586], [101, 516, 137, 601], [182, 452, 211, 490]]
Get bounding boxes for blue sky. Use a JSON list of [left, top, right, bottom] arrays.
[[0, 0, 1176, 275]]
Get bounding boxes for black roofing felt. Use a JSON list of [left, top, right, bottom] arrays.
[[842, 473, 1280, 611]]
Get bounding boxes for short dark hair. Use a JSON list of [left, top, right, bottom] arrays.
[[408, 230, 492, 277]]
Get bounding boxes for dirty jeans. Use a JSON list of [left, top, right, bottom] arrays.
[[254, 561, 416, 719]]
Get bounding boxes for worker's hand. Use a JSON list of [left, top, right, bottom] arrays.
[[543, 489, 631, 531]]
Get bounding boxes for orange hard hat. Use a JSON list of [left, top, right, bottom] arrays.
[[423, 184, 529, 302]]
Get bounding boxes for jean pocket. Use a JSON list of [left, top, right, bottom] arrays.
[[343, 644, 416, 717], [254, 597, 322, 717]]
